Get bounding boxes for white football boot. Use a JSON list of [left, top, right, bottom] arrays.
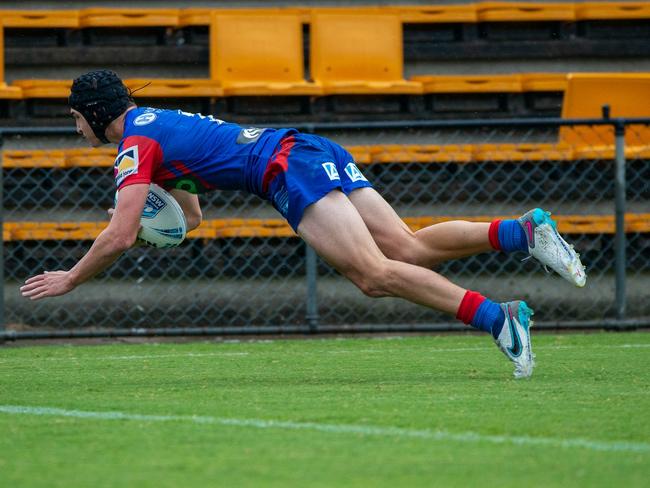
[[518, 208, 586, 287], [495, 301, 535, 379]]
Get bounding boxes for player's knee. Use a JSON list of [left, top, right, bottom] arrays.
[[186, 210, 202, 231], [381, 234, 421, 266], [349, 261, 393, 298]]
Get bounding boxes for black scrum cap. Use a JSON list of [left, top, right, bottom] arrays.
[[69, 70, 132, 144]]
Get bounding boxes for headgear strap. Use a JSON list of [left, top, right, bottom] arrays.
[[69, 70, 132, 144]]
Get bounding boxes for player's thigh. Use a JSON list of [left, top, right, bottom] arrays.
[[297, 190, 386, 279], [347, 187, 420, 263]]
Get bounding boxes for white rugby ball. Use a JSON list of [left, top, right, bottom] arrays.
[[116, 183, 187, 248]]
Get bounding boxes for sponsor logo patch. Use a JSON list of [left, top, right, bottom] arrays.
[[344, 162, 367, 182], [114, 146, 139, 186], [236, 127, 266, 144], [133, 112, 157, 126], [322, 162, 340, 181]]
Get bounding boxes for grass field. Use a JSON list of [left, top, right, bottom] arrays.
[[1, 332, 649, 487]]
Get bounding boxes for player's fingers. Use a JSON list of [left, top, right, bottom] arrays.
[[23, 274, 46, 285], [29, 290, 51, 301], [21, 284, 49, 297], [20, 283, 41, 293]]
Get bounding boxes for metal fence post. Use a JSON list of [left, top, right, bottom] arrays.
[[0, 133, 4, 332], [305, 244, 319, 332], [614, 120, 627, 321]]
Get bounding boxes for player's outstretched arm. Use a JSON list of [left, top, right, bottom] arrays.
[[20, 184, 149, 300]]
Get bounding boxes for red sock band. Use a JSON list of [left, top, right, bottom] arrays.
[[456, 290, 486, 325], [488, 219, 502, 250]]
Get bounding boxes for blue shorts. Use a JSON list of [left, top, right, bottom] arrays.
[[262, 133, 373, 231]]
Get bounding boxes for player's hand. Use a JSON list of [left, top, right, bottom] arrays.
[[20, 271, 76, 300]]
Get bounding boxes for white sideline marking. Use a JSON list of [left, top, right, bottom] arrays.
[[0, 405, 648, 454], [0, 352, 250, 362], [1, 343, 648, 364], [90, 352, 250, 361]]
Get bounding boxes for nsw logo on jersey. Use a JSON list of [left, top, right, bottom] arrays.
[[114, 146, 139, 186], [344, 162, 367, 182], [322, 162, 340, 181]]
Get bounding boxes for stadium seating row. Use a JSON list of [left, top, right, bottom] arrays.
[[1, 74, 572, 99], [2, 3, 649, 28], [4, 213, 649, 241], [2, 9, 650, 99], [4, 139, 650, 170]]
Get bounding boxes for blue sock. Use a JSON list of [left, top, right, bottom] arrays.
[[472, 299, 505, 339], [498, 220, 528, 253]]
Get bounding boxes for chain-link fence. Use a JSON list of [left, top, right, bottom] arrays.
[[1, 117, 649, 338]]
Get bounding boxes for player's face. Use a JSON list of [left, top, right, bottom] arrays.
[[70, 109, 102, 147]]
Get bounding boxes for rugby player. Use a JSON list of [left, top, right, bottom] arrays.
[[21, 70, 586, 378]]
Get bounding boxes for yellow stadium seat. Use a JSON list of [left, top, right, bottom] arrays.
[[6, 214, 649, 241], [2, 149, 66, 168], [11, 79, 71, 98], [477, 2, 576, 21], [178, 8, 213, 26], [474, 143, 574, 162], [210, 13, 322, 96], [11, 78, 221, 99], [0, 82, 20, 99], [179, 8, 310, 26], [0, 10, 80, 28], [0, 25, 23, 99], [7, 222, 106, 241], [64, 148, 116, 168], [410, 74, 522, 93], [560, 73, 650, 149], [575, 2, 650, 20], [212, 218, 294, 238], [368, 144, 474, 163], [310, 13, 422, 95], [390, 5, 477, 23], [410, 74, 570, 93], [403, 214, 650, 235], [520, 73, 568, 92], [572, 145, 650, 160], [124, 79, 222, 98], [79, 8, 179, 27]]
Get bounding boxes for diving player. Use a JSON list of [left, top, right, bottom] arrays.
[[20, 70, 586, 378]]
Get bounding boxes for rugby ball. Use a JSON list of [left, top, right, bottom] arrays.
[[115, 183, 187, 248]]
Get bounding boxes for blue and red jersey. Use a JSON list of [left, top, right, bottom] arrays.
[[114, 107, 295, 197]]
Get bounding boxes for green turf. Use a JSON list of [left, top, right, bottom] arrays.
[[1, 332, 649, 488]]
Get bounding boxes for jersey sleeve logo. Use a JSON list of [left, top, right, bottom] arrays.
[[114, 145, 140, 186]]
